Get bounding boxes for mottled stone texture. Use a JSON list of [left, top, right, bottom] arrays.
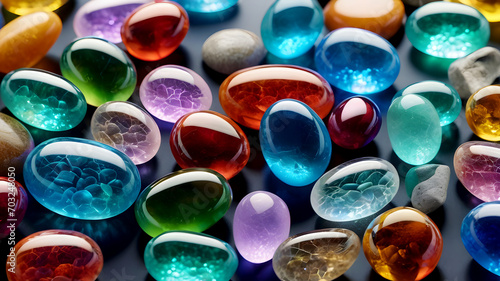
[[0, 113, 34, 175], [406, 164, 450, 214]]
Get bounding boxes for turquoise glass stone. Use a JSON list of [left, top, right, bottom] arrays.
[[310, 157, 399, 221], [406, 2, 490, 58], [0, 68, 87, 131], [23, 137, 141, 220], [144, 231, 238, 281], [174, 0, 238, 13], [315, 28, 400, 94], [261, 0, 323, 59], [393, 81, 461, 126], [388, 94, 442, 165], [260, 99, 332, 186]]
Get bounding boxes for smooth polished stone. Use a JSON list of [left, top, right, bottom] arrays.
[[0, 0, 68, 14], [0, 11, 62, 74], [6, 229, 103, 281], [406, 2, 490, 58], [446, 0, 500, 22], [315, 28, 400, 94], [60, 37, 137, 107], [1, 68, 87, 131], [0, 113, 34, 175], [135, 168, 232, 237], [23, 137, 141, 220], [220, 64, 335, 130], [91, 101, 161, 165], [0, 177, 28, 239], [273, 228, 360, 281], [323, 0, 405, 39], [261, 0, 323, 59], [406, 164, 450, 214], [363, 207, 443, 281], [170, 111, 250, 179], [327, 96, 381, 149], [260, 99, 331, 186], [454, 141, 500, 202], [387, 94, 442, 165], [139, 65, 212, 123], [121, 1, 189, 61], [202, 29, 267, 75], [466, 85, 500, 141], [144, 231, 238, 281], [174, 0, 238, 13], [311, 157, 399, 222], [233, 191, 290, 264]]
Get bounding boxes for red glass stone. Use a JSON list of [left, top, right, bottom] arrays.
[[170, 110, 250, 179], [0, 177, 27, 239], [121, 0, 189, 61]]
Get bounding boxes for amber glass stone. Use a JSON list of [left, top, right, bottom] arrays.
[[466, 85, 500, 141], [0, 113, 34, 175], [0, 0, 68, 15], [446, 0, 500, 22]]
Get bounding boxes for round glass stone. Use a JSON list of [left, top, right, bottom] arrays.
[[0, 177, 28, 239], [173, 0, 238, 13], [466, 85, 500, 141]]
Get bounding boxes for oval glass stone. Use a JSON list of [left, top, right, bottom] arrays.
[[311, 157, 399, 221], [315, 28, 400, 94], [233, 191, 290, 264], [0, 177, 28, 239], [220, 64, 334, 130], [466, 85, 500, 141], [406, 2, 490, 58], [387, 94, 442, 165], [6, 229, 103, 281], [0, 113, 34, 175], [174, 0, 238, 13], [0, 0, 68, 15], [260, 99, 332, 186], [273, 228, 360, 281], [135, 168, 232, 237], [23, 137, 141, 220], [1, 68, 87, 131], [144, 231, 238, 281]]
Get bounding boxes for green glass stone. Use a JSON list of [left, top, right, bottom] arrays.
[[144, 231, 238, 281], [60, 37, 137, 107], [0, 68, 86, 131], [406, 2, 489, 58]]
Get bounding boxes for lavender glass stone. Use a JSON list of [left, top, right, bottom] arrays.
[[139, 65, 212, 123], [233, 191, 290, 264]]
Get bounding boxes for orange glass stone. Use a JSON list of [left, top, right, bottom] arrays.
[[0, 11, 62, 74], [466, 85, 500, 141], [0, 0, 68, 15], [323, 0, 405, 39]]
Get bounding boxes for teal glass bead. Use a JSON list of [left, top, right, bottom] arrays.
[[388, 94, 442, 165], [144, 231, 238, 281], [174, 0, 238, 13], [0, 68, 87, 131], [261, 0, 323, 59], [406, 2, 490, 58]]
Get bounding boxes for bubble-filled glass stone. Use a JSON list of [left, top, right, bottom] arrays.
[[174, 0, 238, 13], [0, 113, 34, 175], [466, 85, 500, 141], [170, 111, 250, 179], [273, 228, 360, 281], [144, 231, 238, 281], [121, 0, 189, 61], [311, 157, 399, 222], [135, 168, 232, 237], [233, 191, 290, 264], [23, 137, 141, 220], [327, 96, 381, 149], [0, 0, 68, 15], [260, 99, 332, 187], [6, 229, 103, 281], [363, 207, 443, 281], [219, 64, 334, 130], [261, 0, 323, 59], [0, 177, 28, 239], [387, 94, 442, 165], [446, 0, 500, 22], [406, 2, 490, 58], [315, 28, 400, 94], [140, 65, 212, 123], [1, 68, 87, 131]]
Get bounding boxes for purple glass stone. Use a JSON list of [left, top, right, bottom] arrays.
[[233, 191, 290, 264], [140, 65, 212, 123]]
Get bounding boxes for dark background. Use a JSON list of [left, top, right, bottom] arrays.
[[2, 0, 500, 280]]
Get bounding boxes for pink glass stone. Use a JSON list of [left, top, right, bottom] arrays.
[[0, 177, 27, 239], [140, 65, 212, 123], [233, 191, 290, 264], [454, 141, 500, 202]]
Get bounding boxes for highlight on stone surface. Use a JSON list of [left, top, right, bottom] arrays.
[[0, 177, 28, 239], [0, 113, 34, 175], [445, 0, 500, 22], [273, 228, 360, 281], [0, 0, 68, 15], [466, 85, 500, 141], [174, 0, 238, 13], [406, 164, 450, 214]]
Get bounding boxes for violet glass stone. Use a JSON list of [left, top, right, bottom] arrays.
[[233, 191, 290, 264], [139, 65, 212, 123]]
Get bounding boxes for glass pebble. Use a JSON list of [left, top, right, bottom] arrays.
[[465, 85, 500, 141], [447, 0, 500, 22], [174, 0, 238, 13], [0, 177, 28, 239], [0, 0, 68, 15], [0, 113, 34, 175]]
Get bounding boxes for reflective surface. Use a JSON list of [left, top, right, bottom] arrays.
[[466, 85, 500, 141], [0, 177, 28, 239], [0, 113, 34, 175], [446, 0, 500, 22], [0, 0, 68, 14], [174, 0, 238, 13]]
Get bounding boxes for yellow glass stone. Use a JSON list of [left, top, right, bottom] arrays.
[[446, 0, 500, 22], [0, 0, 68, 15], [466, 85, 500, 141]]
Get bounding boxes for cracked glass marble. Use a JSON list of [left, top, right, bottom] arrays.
[[0, 177, 28, 239], [0, 113, 34, 175], [466, 85, 500, 141]]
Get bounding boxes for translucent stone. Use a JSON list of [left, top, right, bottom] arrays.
[[0, 113, 34, 175], [315, 28, 400, 94], [465, 85, 500, 141], [446, 0, 500, 22], [273, 228, 360, 281], [0, 0, 68, 15], [174, 0, 238, 13], [0, 177, 28, 239], [311, 157, 399, 221], [406, 2, 490, 58]]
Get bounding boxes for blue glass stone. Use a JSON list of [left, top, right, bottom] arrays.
[[315, 28, 400, 94], [174, 0, 238, 13], [23, 137, 141, 220], [260, 99, 332, 186], [261, 0, 323, 59]]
